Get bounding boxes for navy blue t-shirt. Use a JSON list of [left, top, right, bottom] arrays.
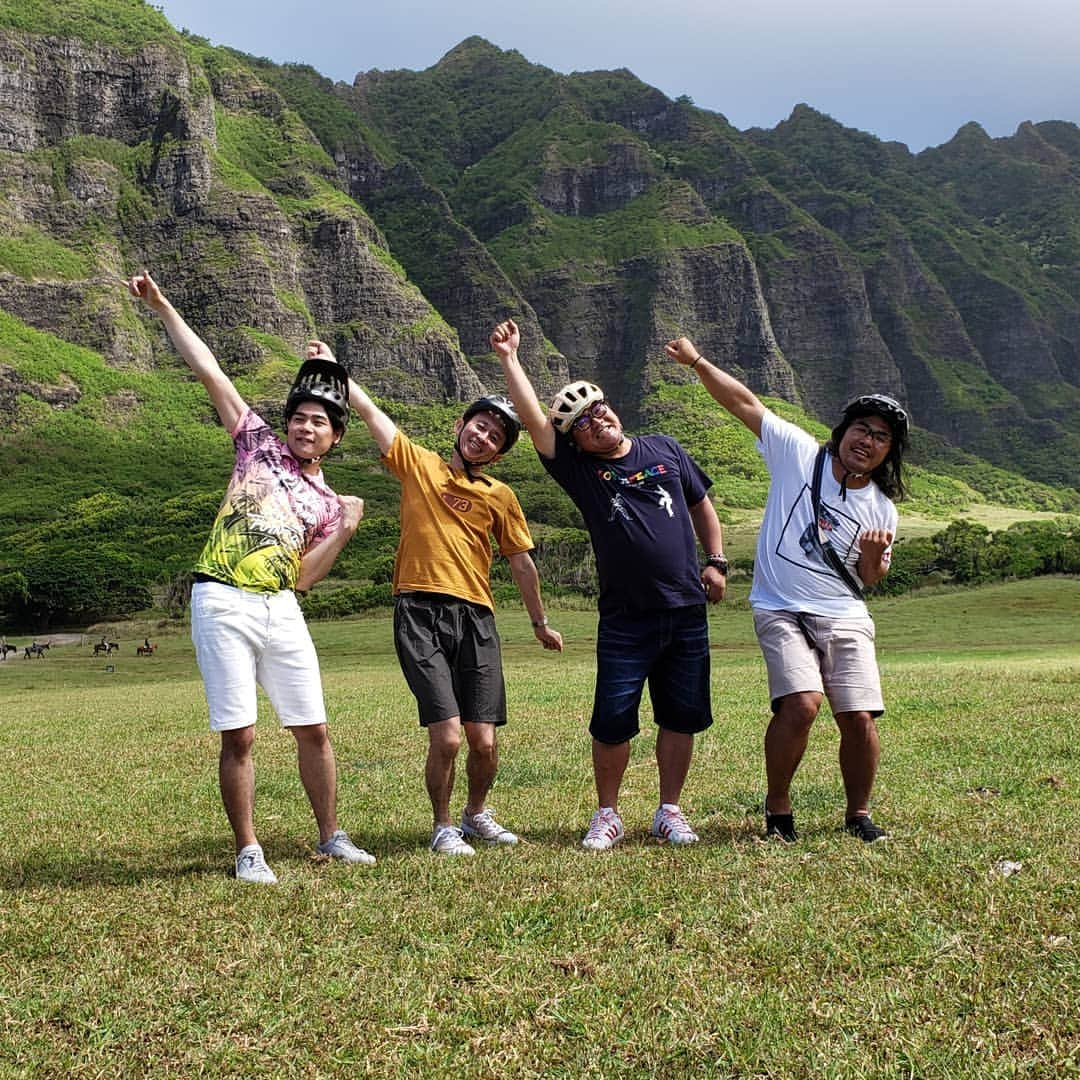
[[541, 433, 711, 615]]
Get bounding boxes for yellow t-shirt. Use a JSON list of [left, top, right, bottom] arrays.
[[384, 431, 534, 611]]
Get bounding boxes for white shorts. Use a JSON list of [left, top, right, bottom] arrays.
[[191, 581, 327, 732]]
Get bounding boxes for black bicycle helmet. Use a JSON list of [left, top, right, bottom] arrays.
[[461, 394, 521, 454], [284, 357, 349, 432], [841, 393, 909, 439]]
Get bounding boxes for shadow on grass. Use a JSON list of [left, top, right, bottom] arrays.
[[1, 786, 859, 888]]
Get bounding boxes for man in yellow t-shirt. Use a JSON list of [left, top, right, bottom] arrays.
[[306, 342, 563, 856]]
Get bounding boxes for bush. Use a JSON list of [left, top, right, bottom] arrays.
[[299, 583, 393, 619], [4, 547, 153, 630]]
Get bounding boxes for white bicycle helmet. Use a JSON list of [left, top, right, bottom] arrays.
[[549, 380, 604, 435]]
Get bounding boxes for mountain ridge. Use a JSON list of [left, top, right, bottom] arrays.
[[0, 6, 1077, 625]]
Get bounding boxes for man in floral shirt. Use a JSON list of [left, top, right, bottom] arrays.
[[130, 271, 373, 883]]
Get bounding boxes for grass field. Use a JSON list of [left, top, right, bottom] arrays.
[[1, 578, 1077, 1077]]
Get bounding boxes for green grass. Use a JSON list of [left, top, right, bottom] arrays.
[[1, 578, 1076, 1076]]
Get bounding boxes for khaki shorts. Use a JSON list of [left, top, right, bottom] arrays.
[[753, 608, 884, 717]]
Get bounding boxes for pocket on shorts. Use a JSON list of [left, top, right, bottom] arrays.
[[466, 606, 497, 645], [192, 585, 239, 620]]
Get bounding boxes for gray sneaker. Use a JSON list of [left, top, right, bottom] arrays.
[[236, 844, 278, 884], [431, 825, 476, 856], [461, 807, 519, 845], [317, 829, 376, 865]]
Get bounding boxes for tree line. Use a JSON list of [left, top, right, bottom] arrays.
[[1, 514, 1075, 630]]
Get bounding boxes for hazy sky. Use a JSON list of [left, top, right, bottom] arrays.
[[156, 0, 1078, 152]]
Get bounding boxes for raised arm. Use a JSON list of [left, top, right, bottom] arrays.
[[490, 319, 556, 459], [506, 551, 564, 652], [664, 337, 766, 439], [306, 341, 398, 455], [129, 271, 246, 432]]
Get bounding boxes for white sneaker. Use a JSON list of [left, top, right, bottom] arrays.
[[235, 844, 278, 884], [431, 825, 476, 857], [650, 804, 699, 845], [581, 808, 624, 851], [461, 807, 518, 845], [317, 829, 376, 865]]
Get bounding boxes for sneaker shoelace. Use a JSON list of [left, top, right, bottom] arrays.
[[470, 809, 498, 832], [238, 849, 271, 874], [586, 811, 620, 841], [658, 808, 692, 836]]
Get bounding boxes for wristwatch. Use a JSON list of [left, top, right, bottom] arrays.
[[703, 554, 729, 574], [531, 616, 549, 628]]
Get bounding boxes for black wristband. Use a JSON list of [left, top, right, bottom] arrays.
[[703, 554, 729, 574]]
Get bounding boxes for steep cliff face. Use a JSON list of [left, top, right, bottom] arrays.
[[520, 242, 793, 421], [0, 25, 480, 403], [0, 15, 1078, 498]]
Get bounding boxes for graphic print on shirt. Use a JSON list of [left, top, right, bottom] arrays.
[[777, 484, 864, 582], [595, 462, 675, 525], [608, 492, 630, 522], [196, 412, 338, 592]]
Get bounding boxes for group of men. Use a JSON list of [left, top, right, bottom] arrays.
[[129, 273, 909, 883]]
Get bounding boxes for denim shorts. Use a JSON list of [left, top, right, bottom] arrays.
[[590, 604, 713, 745], [191, 581, 327, 732], [394, 592, 507, 727]]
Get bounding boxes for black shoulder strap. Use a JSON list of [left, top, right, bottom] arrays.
[[811, 447, 865, 601]]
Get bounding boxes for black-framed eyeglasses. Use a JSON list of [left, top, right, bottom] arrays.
[[571, 400, 608, 432], [848, 421, 892, 446]]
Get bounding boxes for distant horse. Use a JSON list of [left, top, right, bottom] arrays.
[[0, 643, 17, 660], [93, 641, 119, 655], [137, 643, 157, 656], [24, 642, 49, 659]]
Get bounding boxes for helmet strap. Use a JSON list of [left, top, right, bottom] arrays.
[[453, 435, 495, 485]]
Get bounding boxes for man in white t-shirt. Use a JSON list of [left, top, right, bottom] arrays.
[[665, 336, 909, 843]]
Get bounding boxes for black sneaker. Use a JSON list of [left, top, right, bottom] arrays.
[[764, 801, 798, 843], [844, 814, 888, 843]]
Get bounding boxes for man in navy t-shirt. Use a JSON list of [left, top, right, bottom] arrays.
[[492, 319, 728, 850]]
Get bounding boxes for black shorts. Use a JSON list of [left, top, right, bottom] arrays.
[[393, 592, 507, 727]]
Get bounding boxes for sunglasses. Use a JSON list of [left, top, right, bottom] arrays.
[[571, 400, 608, 432]]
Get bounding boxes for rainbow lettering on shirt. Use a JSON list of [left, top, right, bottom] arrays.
[[596, 463, 669, 486]]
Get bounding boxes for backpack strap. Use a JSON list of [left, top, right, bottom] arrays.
[[811, 447, 865, 601]]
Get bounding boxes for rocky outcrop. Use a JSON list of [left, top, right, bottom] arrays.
[[334, 149, 566, 391], [524, 242, 793, 423], [751, 225, 903, 414], [537, 139, 658, 217], [0, 364, 81, 413], [0, 25, 482, 404]]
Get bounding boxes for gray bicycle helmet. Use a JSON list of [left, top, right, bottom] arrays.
[[841, 394, 909, 439], [461, 394, 521, 453]]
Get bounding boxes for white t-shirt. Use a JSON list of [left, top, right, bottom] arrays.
[[750, 410, 899, 618]]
